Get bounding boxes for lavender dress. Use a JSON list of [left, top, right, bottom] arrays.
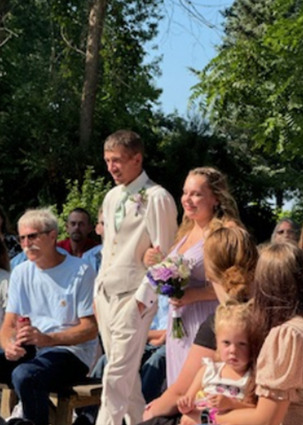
[[166, 236, 219, 386]]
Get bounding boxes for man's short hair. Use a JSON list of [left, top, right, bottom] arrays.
[[104, 130, 144, 156], [18, 208, 58, 233], [68, 207, 92, 224]]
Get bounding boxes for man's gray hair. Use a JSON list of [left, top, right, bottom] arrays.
[[18, 208, 59, 233], [104, 129, 144, 156]]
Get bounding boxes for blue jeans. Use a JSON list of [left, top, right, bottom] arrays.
[[140, 344, 166, 403], [0, 348, 88, 425]]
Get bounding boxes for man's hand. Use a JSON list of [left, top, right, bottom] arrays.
[[16, 324, 51, 348], [143, 246, 163, 267], [4, 339, 26, 361]]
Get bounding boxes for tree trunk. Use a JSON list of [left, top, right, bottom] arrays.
[[275, 189, 284, 210], [80, 0, 107, 148]]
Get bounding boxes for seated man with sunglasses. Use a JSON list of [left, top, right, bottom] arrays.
[[0, 208, 98, 425]]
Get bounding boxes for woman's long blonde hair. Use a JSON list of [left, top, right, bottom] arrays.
[[176, 167, 240, 242]]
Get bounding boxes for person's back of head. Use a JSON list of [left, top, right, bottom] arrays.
[[204, 226, 258, 302], [253, 242, 303, 330]]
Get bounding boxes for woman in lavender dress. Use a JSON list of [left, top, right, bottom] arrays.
[[146, 167, 241, 386]]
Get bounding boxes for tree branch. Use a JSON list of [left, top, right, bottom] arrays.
[[60, 25, 85, 56]]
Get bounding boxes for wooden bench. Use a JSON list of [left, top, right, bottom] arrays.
[[0, 378, 102, 425]]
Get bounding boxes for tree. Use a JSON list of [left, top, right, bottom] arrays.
[[56, 166, 111, 238], [80, 0, 107, 147], [0, 0, 163, 221], [192, 0, 303, 157], [190, 0, 303, 208]]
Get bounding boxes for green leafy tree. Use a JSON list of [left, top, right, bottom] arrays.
[[190, 0, 303, 209], [57, 166, 111, 239], [192, 0, 303, 157], [0, 0, 163, 221]]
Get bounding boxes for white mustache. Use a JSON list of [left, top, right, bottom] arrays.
[[23, 245, 40, 254]]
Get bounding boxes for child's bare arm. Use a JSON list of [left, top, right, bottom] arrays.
[[184, 364, 206, 400], [177, 365, 206, 414]]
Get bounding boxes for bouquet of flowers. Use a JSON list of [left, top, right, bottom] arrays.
[[147, 255, 192, 338]]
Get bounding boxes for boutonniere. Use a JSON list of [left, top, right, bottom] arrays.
[[130, 187, 148, 216]]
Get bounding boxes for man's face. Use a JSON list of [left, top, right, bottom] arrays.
[[104, 146, 142, 185], [275, 221, 297, 244], [66, 212, 92, 242], [18, 225, 53, 263]]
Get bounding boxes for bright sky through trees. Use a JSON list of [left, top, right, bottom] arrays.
[[149, 1, 233, 115]]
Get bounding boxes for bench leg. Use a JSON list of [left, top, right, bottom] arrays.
[[0, 388, 18, 419], [54, 397, 73, 425]]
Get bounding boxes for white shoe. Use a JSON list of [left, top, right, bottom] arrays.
[[7, 401, 24, 421]]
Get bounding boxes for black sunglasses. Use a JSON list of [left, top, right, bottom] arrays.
[[17, 230, 50, 244]]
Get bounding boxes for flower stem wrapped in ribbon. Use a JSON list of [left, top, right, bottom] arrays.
[[147, 255, 192, 338]]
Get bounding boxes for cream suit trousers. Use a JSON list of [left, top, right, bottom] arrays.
[[95, 288, 157, 425]]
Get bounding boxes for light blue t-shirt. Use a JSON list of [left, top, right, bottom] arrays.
[[82, 244, 103, 273], [7, 255, 97, 368], [150, 295, 169, 331]]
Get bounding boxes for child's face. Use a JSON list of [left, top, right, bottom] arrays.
[[216, 325, 250, 374]]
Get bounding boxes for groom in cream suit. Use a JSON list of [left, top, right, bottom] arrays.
[[94, 130, 177, 425]]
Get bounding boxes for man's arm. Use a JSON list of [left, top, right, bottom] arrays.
[[146, 188, 178, 256], [0, 312, 27, 361], [136, 188, 178, 311], [16, 315, 98, 348]]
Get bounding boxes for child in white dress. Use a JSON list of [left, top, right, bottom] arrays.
[[177, 302, 256, 425]]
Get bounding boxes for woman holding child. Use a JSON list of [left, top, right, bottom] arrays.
[[140, 225, 258, 424], [145, 167, 241, 388], [216, 242, 303, 425], [142, 239, 303, 425]]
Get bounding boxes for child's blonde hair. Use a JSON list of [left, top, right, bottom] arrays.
[[215, 300, 252, 336]]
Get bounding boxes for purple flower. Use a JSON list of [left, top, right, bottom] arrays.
[[160, 283, 174, 296], [147, 271, 158, 288], [152, 267, 173, 282]]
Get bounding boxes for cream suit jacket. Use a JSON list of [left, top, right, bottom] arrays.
[[95, 170, 177, 297]]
